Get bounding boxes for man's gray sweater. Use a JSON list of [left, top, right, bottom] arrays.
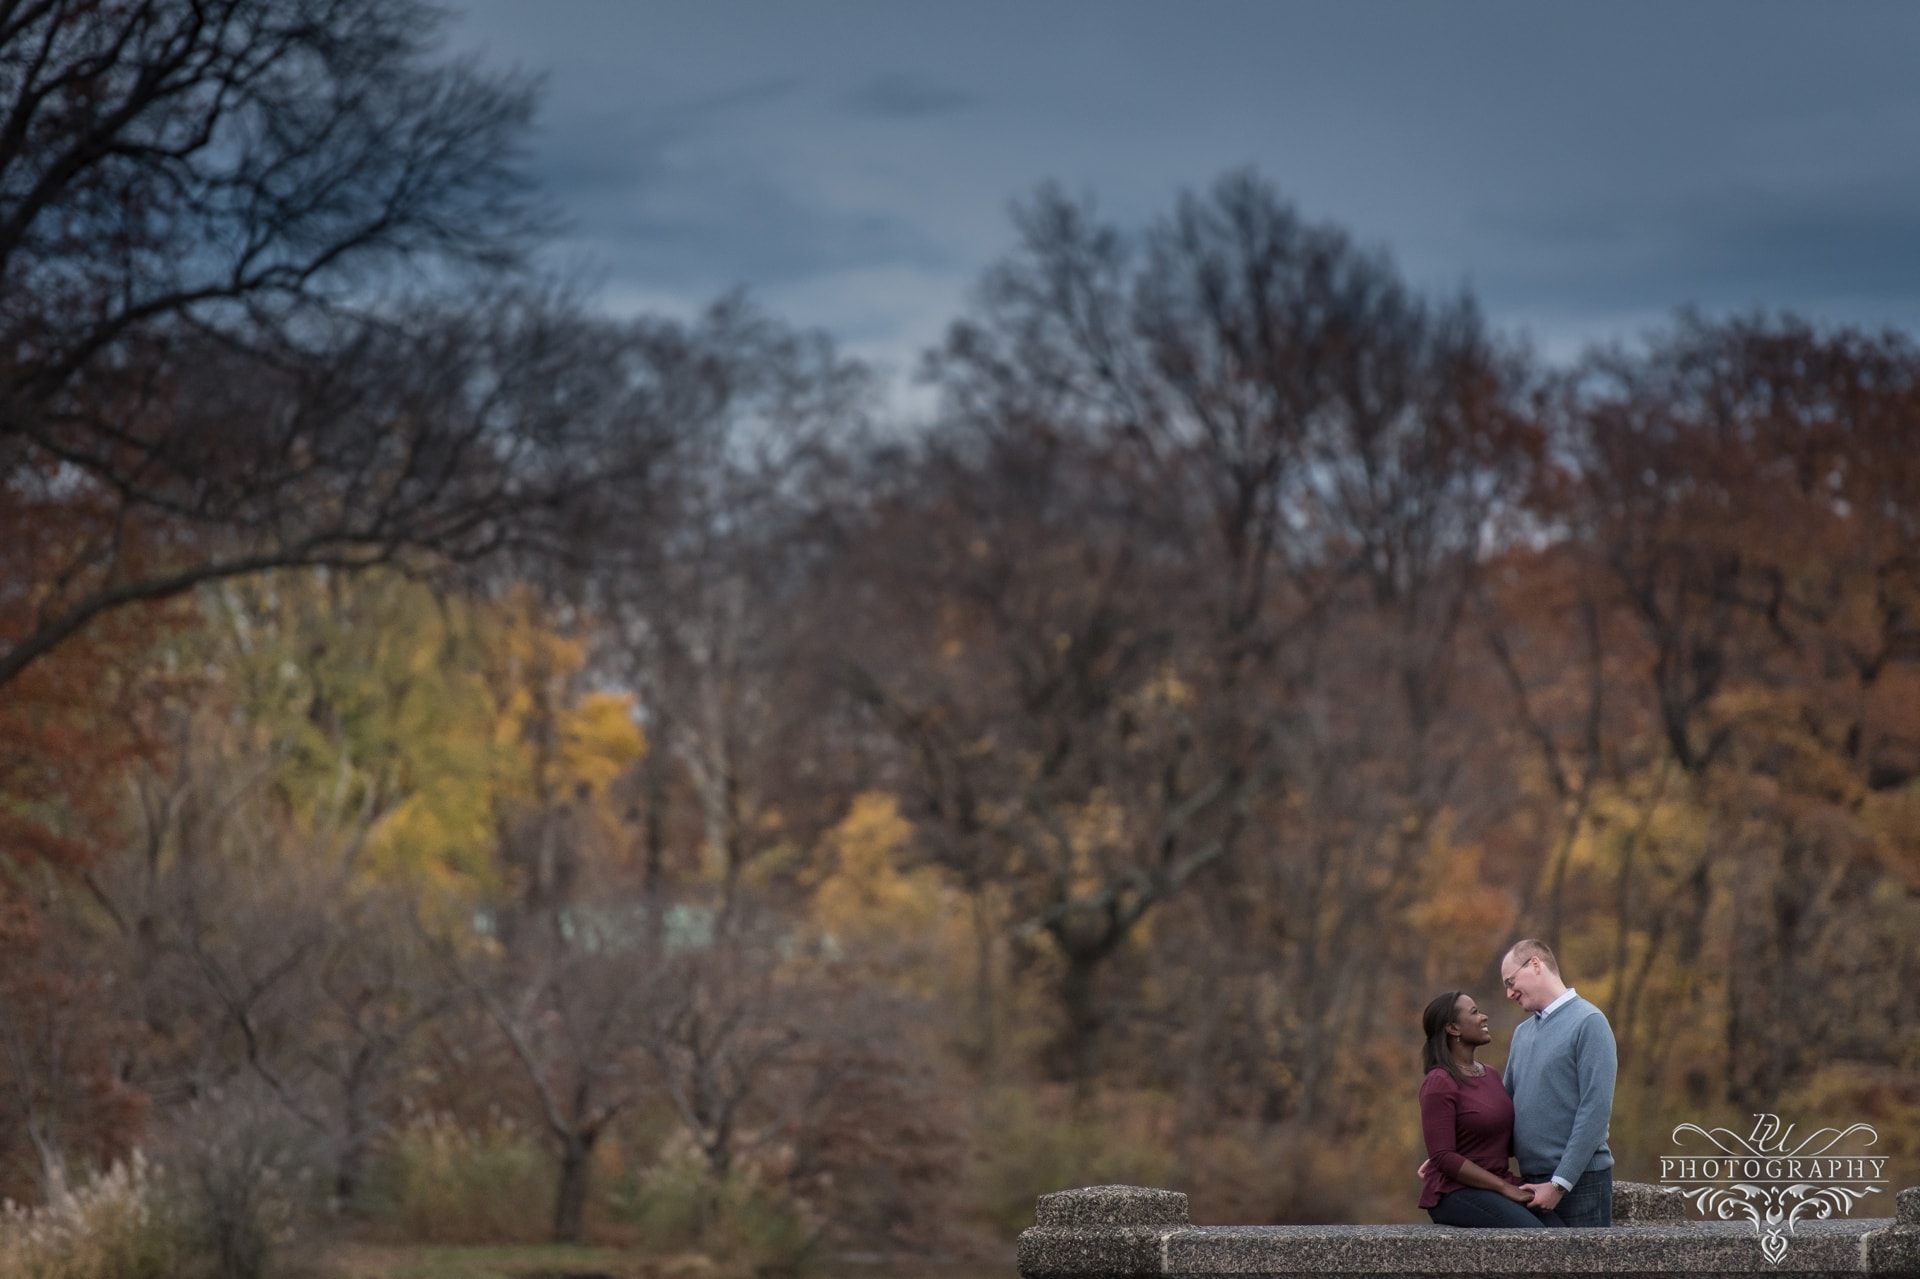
[[1503, 993, 1617, 1188]]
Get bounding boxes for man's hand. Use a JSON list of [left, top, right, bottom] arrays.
[[1521, 1181, 1565, 1211]]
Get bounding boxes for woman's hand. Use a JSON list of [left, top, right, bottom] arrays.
[[1502, 1183, 1535, 1205]]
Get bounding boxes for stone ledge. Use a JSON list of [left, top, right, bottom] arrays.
[[1161, 1219, 1881, 1275], [1017, 1183, 1920, 1279]]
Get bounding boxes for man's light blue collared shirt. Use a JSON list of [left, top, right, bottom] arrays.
[[1537, 987, 1578, 1021]]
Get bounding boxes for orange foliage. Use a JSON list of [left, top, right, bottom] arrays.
[[0, 903, 147, 1202]]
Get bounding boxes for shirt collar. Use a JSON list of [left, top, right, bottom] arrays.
[[1536, 988, 1578, 1021]]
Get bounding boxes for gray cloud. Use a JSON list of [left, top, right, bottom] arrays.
[[842, 74, 976, 120], [448, 0, 1920, 388], [533, 131, 954, 294], [528, 75, 799, 199], [1471, 177, 1920, 325], [567, 179, 952, 292], [516, 75, 958, 294]]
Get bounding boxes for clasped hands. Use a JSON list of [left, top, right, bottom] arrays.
[[1417, 1158, 1562, 1210]]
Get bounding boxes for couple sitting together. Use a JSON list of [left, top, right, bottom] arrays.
[[1419, 939, 1617, 1229]]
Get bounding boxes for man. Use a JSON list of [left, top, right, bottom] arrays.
[[1500, 938, 1618, 1227]]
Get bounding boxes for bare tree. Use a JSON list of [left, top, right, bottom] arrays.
[[81, 705, 455, 1210], [640, 915, 816, 1183], [848, 172, 1535, 1108], [453, 893, 659, 1244], [1, 0, 541, 391], [0, 0, 602, 692], [570, 298, 870, 909]]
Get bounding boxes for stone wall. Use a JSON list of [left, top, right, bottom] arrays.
[[1016, 1182, 1920, 1279]]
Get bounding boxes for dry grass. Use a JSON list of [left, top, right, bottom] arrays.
[[322, 1243, 685, 1279], [0, 1156, 190, 1279], [322, 1245, 1009, 1279]]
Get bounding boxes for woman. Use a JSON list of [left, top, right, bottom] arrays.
[[1419, 991, 1564, 1227]]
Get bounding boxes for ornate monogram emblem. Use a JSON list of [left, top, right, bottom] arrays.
[[1661, 1114, 1885, 1264]]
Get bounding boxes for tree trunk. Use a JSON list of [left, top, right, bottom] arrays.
[[1061, 948, 1104, 1109], [552, 1131, 597, 1243], [335, 1049, 375, 1205], [970, 885, 997, 1068]]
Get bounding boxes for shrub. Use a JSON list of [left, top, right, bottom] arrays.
[[610, 1152, 821, 1279], [1181, 1124, 1372, 1225], [0, 1154, 192, 1279], [133, 1086, 326, 1279], [969, 1087, 1175, 1240], [362, 1114, 551, 1244]]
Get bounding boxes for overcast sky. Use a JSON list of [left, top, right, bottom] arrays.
[[449, 1, 1920, 410]]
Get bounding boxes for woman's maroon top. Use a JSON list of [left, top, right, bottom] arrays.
[[1418, 1065, 1521, 1208]]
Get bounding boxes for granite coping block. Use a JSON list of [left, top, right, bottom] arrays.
[[1037, 1186, 1192, 1228], [1608, 1181, 1685, 1224], [1018, 1183, 1920, 1279]]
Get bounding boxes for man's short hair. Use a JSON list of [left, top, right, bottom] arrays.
[[1508, 938, 1560, 975]]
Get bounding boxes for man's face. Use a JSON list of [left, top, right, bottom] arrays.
[[1501, 952, 1550, 1013]]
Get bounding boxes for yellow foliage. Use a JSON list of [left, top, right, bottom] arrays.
[[813, 793, 932, 930], [1139, 665, 1194, 710], [811, 791, 975, 1000], [560, 692, 647, 795], [213, 571, 644, 901]]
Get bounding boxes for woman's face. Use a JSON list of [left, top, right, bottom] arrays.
[[1452, 995, 1492, 1046]]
